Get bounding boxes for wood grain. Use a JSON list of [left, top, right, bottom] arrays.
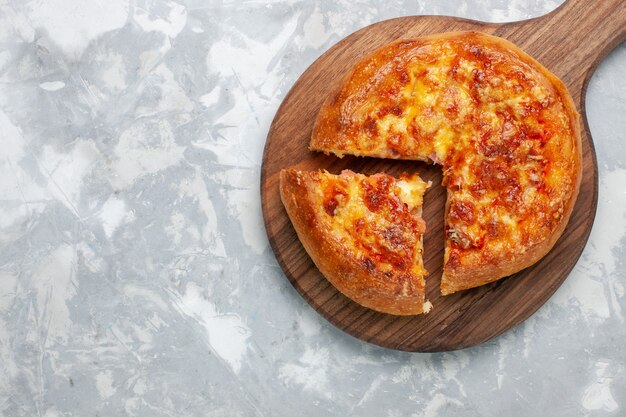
[[261, 0, 626, 352]]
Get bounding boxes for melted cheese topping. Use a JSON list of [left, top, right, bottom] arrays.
[[314, 170, 428, 279], [311, 32, 580, 279]]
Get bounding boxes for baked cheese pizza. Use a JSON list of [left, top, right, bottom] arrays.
[[279, 169, 431, 315], [310, 31, 582, 295]]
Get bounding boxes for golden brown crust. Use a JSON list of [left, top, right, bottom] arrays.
[[279, 169, 429, 315], [310, 31, 582, 295]]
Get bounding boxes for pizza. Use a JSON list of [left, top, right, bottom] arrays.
[[279, 169, 431, 315], [310, 31, 582, 295]]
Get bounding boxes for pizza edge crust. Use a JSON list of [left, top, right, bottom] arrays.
[[279, 169, 428, 315]]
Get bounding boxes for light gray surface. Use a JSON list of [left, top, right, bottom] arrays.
[[0, 1, 624, 416]]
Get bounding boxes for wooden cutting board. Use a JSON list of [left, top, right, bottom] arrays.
[[261, 0, 626, 352]]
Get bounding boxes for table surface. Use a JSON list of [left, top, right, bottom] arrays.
[[0, 1, 624, 416]]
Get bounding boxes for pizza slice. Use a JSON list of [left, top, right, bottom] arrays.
[[279, 169, 431, 315]]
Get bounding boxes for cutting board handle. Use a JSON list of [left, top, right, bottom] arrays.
[[499, 0, 626, 92], [552, 0, 626, 43]]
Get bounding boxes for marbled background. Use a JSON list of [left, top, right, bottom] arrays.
[[0, 1, 624, 416]]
